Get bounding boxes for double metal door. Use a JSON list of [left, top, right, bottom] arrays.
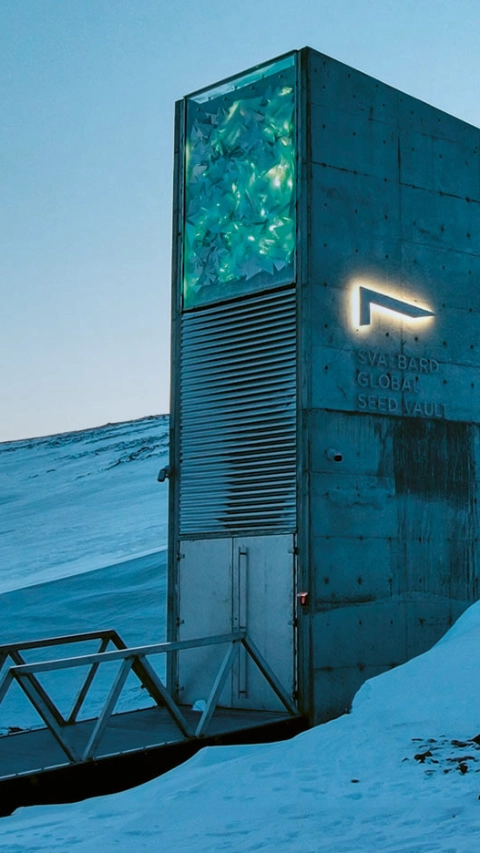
[[176, 533, 295, 711]]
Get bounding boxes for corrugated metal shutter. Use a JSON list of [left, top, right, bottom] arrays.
[[179, 286, 296, 535]]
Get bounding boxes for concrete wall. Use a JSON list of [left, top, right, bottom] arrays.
[[301, 48, 480, 722]]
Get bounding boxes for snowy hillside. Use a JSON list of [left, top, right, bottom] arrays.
[[0, 415, 168, 592], [0, 416, 169, 730], [2, 416, 480, 851]]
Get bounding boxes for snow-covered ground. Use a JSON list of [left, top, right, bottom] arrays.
[[0, 415, 168, 592], [1, 417, 480, 851], [0, 417, 169, 730]]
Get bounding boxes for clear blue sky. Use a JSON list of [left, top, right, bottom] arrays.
[[2, 0, 480, 441]]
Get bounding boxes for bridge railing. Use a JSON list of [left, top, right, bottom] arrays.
[[0, 630, 298, 766]]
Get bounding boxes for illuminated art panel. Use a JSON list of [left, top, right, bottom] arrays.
[[183, 54, 296, 309]]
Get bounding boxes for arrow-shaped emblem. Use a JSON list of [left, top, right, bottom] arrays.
[[359, 286, 434, 326]]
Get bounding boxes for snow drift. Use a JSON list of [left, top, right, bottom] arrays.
[[2, 601, 480, 851], [2, 417, 480, 851]]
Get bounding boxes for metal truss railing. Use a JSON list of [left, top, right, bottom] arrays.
[[0, 630, 298, 766]]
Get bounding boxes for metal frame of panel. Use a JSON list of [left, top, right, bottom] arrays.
[[168, 51, 306, 707]]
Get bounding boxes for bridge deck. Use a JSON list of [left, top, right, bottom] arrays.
[[0, 704, 292, 779], [0, 705, 306, 814], [0, 630, 307, 813]]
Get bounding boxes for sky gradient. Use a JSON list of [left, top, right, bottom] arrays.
[[2, 0, 480, 441]]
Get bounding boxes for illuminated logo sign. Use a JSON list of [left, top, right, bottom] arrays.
[[351, 284, 434, 329]]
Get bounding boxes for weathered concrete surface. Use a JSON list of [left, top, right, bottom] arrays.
[[169, 47, 480, 727], [300, 49, 480, 722]]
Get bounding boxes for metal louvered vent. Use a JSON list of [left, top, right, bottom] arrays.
[[179, 287, 296, 535]]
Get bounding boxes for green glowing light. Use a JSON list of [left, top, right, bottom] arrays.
[[183, 56, 296, 309]]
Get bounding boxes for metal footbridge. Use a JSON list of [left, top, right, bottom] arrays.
[[0, 629, 305, 814]]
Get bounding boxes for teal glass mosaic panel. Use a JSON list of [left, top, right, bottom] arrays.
[[183, 54, 296, 309]]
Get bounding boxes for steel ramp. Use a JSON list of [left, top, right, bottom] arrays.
[[0, 629, 306, 814]]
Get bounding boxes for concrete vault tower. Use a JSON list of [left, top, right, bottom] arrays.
[[167, 48, 480, 724]]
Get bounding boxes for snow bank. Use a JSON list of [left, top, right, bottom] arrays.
[[2, 599, 480, 852]]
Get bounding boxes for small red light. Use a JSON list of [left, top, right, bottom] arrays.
[[297, 591, 309, 607]]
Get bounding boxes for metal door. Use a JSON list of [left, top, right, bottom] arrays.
[[176, 533, 295, 711]]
